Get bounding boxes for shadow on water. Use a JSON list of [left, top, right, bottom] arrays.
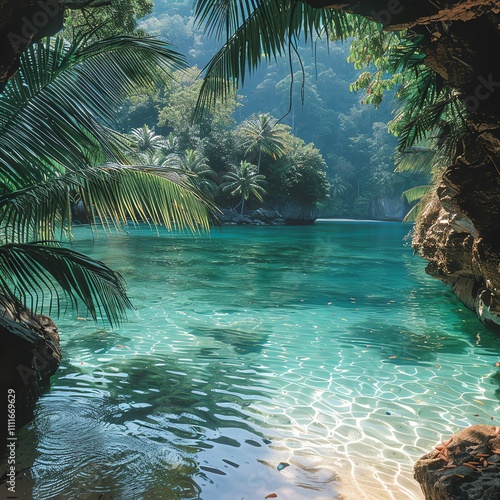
[[344, 320, 470, 365], [190, 326, 269, 355], [22, 346, 283, 499]]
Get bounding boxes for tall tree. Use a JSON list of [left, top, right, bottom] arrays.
[[220, 161, 267, 215], [235, 113, 287, 174]]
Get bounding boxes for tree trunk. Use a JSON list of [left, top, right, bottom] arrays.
[[257, 147, 262, 174]]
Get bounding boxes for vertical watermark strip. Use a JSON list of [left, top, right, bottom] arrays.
[[6, 389, 16, 495]]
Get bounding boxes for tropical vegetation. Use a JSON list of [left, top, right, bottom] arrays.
[[1, 0, 465, 326], [0, 33, 214, 325], [137, 1, 429, 220], [189, 0, 464, 220]]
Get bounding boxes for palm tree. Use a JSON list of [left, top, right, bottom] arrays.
[[220, 161, 267, 215], [330, 174, 348, 198], [163, 132, 179, 155], [0, 34, 215, 326], [163, 149, 219, 199], [236, 113, 287, 173], [131, 124, 168, 153]]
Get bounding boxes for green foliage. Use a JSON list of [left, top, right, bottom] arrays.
[[192, 0, 354, 114], [220, 161, 267, 214], [64, 0, 153, 39], [158, 66, 238, 159], [346, 20, 405, 108], [0, 34, 214, 325], [192, 0, 470, 222], [234, 113, 288, 173], [163, 149, 219, 199], [267, 134, 329, 205], [131, 124, 168, 153]]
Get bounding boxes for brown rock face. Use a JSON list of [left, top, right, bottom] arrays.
[[414, 425, 500, 499], [0, 309, 61, 439]]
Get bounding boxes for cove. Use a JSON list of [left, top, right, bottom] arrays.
[[11, 221, 500, 499]]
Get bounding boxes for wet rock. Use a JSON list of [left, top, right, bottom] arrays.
[[0, 308, 61, 440], [414, 425, 500, 499], [248, 208, 283, 223]]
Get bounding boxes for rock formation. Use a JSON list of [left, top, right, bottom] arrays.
[[0, 307, 61, 442], [414, 425, 500, 499]]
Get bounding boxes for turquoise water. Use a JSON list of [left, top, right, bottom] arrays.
[[14, 221, 500, 499]]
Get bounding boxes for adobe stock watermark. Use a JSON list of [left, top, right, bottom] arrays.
[[6, 389, 17, 495], [8, 0, 61, 51], [464, 74, 500, 112], [371, 0, 404, 27]]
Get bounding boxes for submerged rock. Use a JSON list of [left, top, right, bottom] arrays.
[[414, 425, 500, 499]]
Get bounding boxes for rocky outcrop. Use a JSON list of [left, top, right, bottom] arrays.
[[0, 307, 61, 440], [370, 195, 407, 221], [269, 201, 319, 224], [413, 183, 500, 330], [218, 208, 285, 225], [414, 425, 500, 499]]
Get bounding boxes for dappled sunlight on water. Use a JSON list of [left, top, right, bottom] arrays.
[[12, 222, 500, 499]]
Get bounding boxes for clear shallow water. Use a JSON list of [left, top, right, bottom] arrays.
[[13, 221, 500, 499]]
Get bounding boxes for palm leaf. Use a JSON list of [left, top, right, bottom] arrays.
[[402, 185, 431, 203], [394, 146, 435, 175], [193, 0, 352, 115], [0, 242, 132, 326], [79, 164, 219, 233], [0, 164, 218, 243], [0, 35, 186, 188]]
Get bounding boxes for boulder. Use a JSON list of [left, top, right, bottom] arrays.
[[249, 208, 283, 223], [0, 308, 61, 442], [414, 425, 500, 499]]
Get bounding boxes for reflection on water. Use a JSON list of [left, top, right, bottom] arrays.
[[4, 222, 500, 499]]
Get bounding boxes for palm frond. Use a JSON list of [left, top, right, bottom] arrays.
[[394, 146, 435, 175], [0, 173, 79, 243], [402, 185, 431, 203], [0, 164, 218, 242], [79, 164, 218, 233], [0, 242, 132, 326], [193, 0, 352, 115], [0, 35, 186, 188]]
